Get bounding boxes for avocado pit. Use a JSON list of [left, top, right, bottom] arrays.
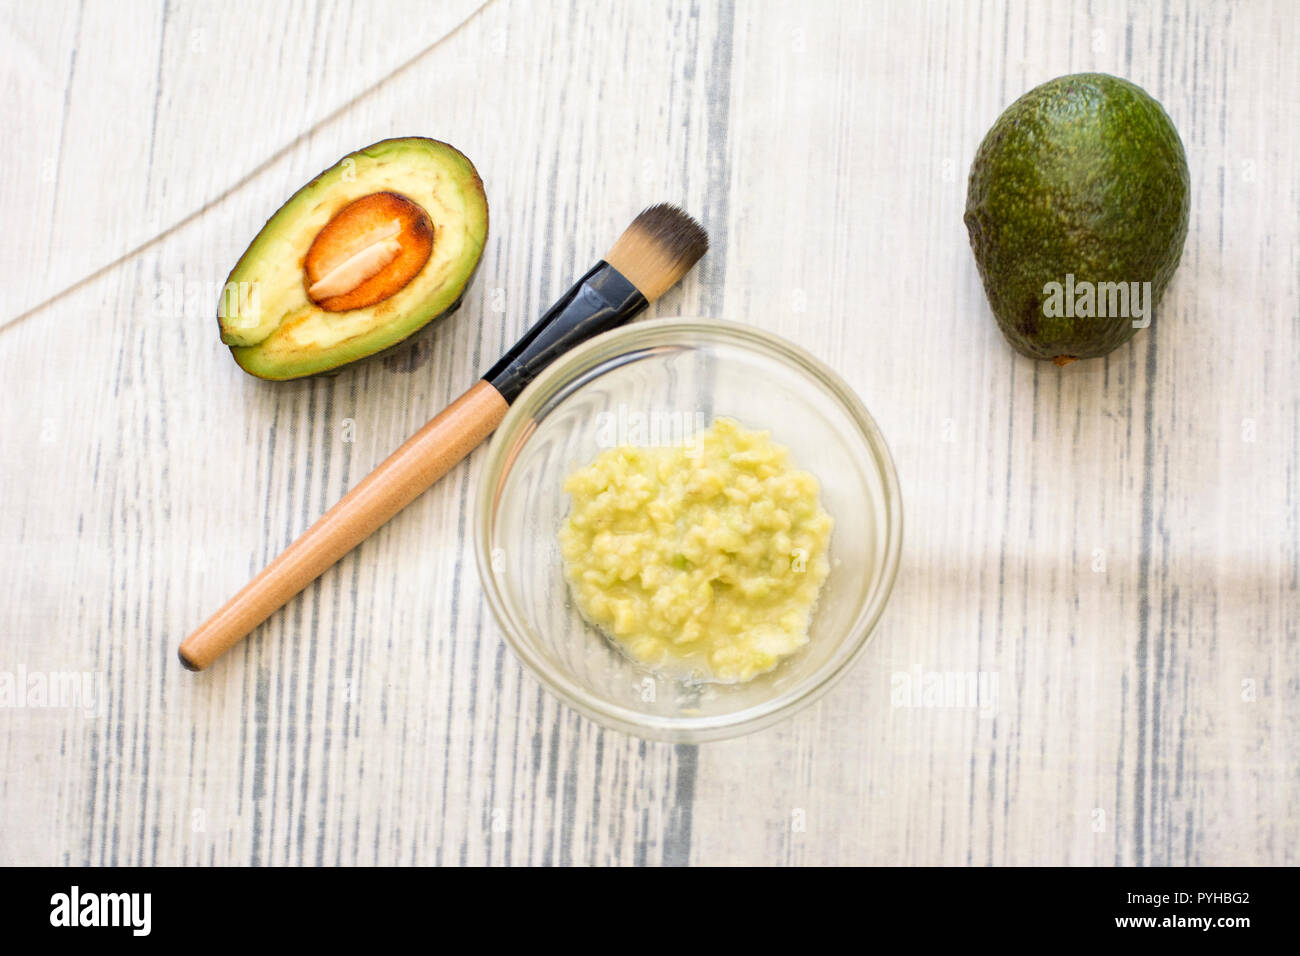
[[304, 191, 433, 312]]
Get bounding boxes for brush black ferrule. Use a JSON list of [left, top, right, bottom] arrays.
[[483, 261, 648, 404]]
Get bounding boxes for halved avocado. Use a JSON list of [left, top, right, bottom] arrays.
[[218, 137, 488, 379]]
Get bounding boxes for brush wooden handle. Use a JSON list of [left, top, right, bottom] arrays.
[[179, 379, 509, 671]]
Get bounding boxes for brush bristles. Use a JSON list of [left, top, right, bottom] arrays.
[[604, 203, 709, 302]]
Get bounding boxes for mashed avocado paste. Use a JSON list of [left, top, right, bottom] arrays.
[[559, 417, 833, 683]]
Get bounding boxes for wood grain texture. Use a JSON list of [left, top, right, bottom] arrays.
[[0, 0, 1296, 866], [179, 379, 509, 672]]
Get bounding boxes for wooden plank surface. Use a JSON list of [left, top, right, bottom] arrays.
[[0, 0, 1296, 866]]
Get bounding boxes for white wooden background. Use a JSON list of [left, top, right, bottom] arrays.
[[1, 0, 1296, 866]]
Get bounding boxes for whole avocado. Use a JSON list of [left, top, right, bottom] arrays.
[[964, 73, 1190, 363]]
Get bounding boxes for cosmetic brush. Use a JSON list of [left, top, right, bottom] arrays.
[[179, 204, 708, 671]]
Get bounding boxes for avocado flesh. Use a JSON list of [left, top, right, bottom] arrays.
[[220, 137, 488, 379], [964, 73, 1190, 362]]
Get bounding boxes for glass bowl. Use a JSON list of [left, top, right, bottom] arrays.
[[473, 318, 902, 741]]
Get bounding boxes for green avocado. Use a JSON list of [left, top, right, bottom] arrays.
[[218, 137, 488, 380], [963, 73, 1189, 363]]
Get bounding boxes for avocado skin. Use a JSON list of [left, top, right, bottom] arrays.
[[964, 73, 1190, 361]]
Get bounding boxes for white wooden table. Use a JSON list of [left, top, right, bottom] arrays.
[[2, 0, 1296, 866]]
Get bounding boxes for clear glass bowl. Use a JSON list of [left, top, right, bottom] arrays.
[[473, 318, 902, 741]]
